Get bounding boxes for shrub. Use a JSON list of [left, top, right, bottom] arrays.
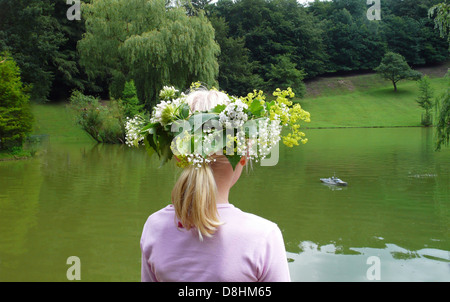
[[416, 76, 434, 127], [69, 81, 144, 144], [0, 53, 33, 151], [69, 91, 125, 144]]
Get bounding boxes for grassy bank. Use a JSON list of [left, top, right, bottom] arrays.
[[297, 67, 449, 129], [31, 102, 93, 144], [0, 103, 93, 161], [0, 148, 33, 161]]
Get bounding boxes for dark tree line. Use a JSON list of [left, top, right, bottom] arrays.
[[0, 0, 448, 103], [209, 0, 448, 95]]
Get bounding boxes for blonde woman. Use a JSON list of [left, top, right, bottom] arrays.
[[140, 90, 291, 282]]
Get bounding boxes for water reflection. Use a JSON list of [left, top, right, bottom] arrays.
[[320, 183, 348, 191], [287, 240, 450, 282]]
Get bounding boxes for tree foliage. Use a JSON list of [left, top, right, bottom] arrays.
[[416, 76, 434, 126], [210, 0, 448, 96], [211, 0, 325, 95], [434, 72, 450, 151], [78, 0, 220, 109], [0, 53, 33, 150], [69, 91, 125, 144], [0, 0, 448, 106], [429, 1, 450, 43], [428, 1, 450, 150], [0, 0, 95, 103], [375, 52, 422, 92], [208, 15, 264, 95]]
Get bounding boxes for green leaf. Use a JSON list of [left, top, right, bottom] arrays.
[[143, 136, 155, 158], [156, 130, 174, 167], [178, 103, 191, 120], [249, 99, 264, 116], [145, 134, 158, 157], [159, 143, 172, 168], [266, 100, 275, 112], [210, 104, 226, 114], [140, 123, 157, 135]]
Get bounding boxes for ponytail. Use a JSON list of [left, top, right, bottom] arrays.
[[171, 164, 223, 240]]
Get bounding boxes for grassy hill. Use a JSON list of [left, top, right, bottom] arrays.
[[297, 62, 449, 128], [31, 103, 93, 144]]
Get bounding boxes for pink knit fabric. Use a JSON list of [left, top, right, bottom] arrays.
[[141, 204, 291, 282]]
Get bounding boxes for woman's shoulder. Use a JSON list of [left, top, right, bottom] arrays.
[[220, 204, 280, 237], [142, 205, 174, 230]]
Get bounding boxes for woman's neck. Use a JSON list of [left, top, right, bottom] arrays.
[[215, 187, 230, 204]]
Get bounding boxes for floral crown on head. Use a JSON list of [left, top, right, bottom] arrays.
[[125, 83, 311, 169]]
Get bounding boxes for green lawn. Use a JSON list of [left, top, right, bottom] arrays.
[[297, 74, 448, 129], [1, 103, 93, 160], [31, 102, 93, 144]]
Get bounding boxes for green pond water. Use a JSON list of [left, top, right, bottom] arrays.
[[0, 127, 449, 281]]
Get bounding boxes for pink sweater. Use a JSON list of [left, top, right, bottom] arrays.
[[140, 203, 291, 282]]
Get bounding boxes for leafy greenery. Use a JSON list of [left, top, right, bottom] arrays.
[[416, 76, 434, 126], [0, 0, 98, 103], [375, 52, 423, 92], [434, 72, 450, 150], [121, 81, 145, 118], [1, 0, 448, 154], [78, 0, 220, 109], [69, 81, 145, 144], [429, 1, 450, 45], [210, 0, 448, 95], [211, 0, 326, 94], [0, 53, 33, 151], [208, 15, 264, 95], [428, 1, 450, 150]]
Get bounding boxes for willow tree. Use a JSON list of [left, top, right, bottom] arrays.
[[429, 2, 450, 47], [78, 0, 220, 108], [429, 2, 450, 150]]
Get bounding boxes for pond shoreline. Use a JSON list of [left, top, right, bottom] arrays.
[[0, 155, 32, 162], [1, 124, 434, 162], [304, 125, 431, 130]]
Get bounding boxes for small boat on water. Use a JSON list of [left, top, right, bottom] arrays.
[[320, 176, 348, 186]]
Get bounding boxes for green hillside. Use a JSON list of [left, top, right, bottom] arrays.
[[297, 66, 449, 129]]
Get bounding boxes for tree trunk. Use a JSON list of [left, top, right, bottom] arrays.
[[393, 81, 397, 92]]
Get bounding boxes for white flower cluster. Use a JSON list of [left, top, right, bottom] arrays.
[[256, 118, 282, 158], [150, 95, 186, 126], [125, 116, 146, 147], [201, 128, 224, 156], [159, 85, 179, 101], [219, 98, 248, 129], [186, 153, 216, 169], [231, 118, 282, 162]]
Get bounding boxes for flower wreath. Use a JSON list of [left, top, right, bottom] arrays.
[[125, 83, 311, 169]]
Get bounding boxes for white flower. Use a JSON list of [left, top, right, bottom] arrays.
[[150, 95, 188, 126], [219, 98, 249, 129], [159, 86, 179, 101], [125, 116, 146, 147]]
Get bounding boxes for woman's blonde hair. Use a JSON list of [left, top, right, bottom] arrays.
[[171, 89, 230, 240]]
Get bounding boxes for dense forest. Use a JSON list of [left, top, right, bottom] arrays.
[[0, 0, 448, 103]]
